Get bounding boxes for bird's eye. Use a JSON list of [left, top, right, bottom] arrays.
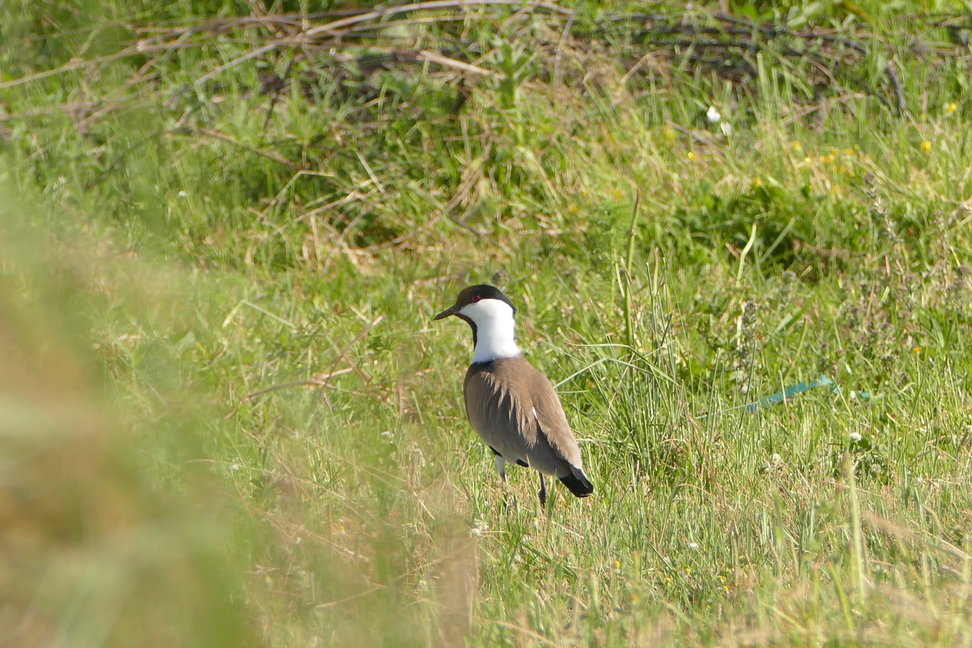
[[471, 295, 481, 302]]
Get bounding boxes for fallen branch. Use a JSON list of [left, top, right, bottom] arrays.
[[171, 124, 306, 170], [242, 368, 354, 401]]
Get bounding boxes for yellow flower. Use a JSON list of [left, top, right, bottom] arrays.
[[843, 148, 855, 156], [791, 141, 803, 152], [684, 567, 692, 574], [946, 102, 957, 114], [752, 177, 763, 187], [613, 560, 621, 570], [912, 346, 923, 353], [687, 151, 697, 161], [921, 140, 932, 153]]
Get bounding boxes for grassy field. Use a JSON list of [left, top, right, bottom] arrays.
[[2, 1, 971, 645]]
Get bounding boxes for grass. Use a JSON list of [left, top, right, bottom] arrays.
[[2, 1, 971, 645]]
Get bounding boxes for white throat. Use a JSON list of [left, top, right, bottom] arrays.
[[460, 299, 521, 363]]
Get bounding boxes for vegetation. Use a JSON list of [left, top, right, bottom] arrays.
[[2, 1, 970, 645]]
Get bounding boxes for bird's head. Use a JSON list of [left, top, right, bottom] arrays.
[[434, 285, 519, 361], [433, 284, 516, 326]]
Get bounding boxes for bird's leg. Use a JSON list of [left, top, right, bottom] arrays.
[[537, 473, 547, 509], [494, 456, 516, 513], [494, 455, 507, 483]]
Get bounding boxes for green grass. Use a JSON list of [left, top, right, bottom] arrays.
[[2, 1, 971, 645]]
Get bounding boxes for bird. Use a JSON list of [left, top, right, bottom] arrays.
[[433, 284, 593, 508]]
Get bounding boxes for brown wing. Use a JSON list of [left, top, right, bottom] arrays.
[[524, 366, 584, 469], [464, 357, 583, 476]]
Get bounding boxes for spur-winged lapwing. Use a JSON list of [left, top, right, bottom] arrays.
[[434, 285, 593, 507]]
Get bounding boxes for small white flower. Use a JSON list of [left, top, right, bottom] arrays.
[[849, 432, 862, 442], [470, 519, 489, 537], [230, 462, 241, 471], [706, 106, 722, 123], [177, 190, 189, 198], [720, 122, 733, 136], [771, 453, 782, 464], [687, 542, 699, 550]]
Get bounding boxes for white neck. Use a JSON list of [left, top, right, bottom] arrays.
[[459, 299, 522, 363]]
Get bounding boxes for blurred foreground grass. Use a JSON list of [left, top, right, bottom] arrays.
[[1, 1, 971, 645], [0, 207, 259, 646]]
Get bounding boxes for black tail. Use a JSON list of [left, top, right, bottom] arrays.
[[559, 466, 594, 498]]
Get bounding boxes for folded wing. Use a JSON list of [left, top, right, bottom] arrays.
[[464, 357, 586, 481]]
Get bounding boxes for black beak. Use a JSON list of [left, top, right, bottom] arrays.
[[433, 305, 459, 321]]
